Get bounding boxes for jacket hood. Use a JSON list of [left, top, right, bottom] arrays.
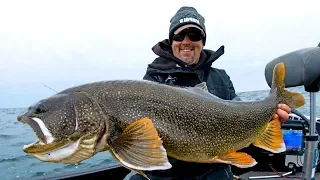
[[149, 39, 224, 70]]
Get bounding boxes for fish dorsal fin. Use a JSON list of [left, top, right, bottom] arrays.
[[252, 119, 286, 153], [194, 82, 208, 91], [107, 117, 172, 175]]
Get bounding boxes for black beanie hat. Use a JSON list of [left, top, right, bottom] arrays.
[[169, 6, 206, 45]]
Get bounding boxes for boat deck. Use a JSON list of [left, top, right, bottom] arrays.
[[24, 162, 320, 180], [239, 171, 320, 179]]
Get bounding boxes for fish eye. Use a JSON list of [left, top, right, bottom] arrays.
[[35, 104, 47, 114]]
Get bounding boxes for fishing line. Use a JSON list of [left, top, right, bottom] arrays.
[[41, 83, 58, 93], [2, 83, 58, 119], [15, 83, 58, 115]]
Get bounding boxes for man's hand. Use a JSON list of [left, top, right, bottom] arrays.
[[273, 104, 291, 123]]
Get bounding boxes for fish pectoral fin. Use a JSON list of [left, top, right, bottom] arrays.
[[253, 119, 286, 153], [208, 152, 257, 168], [107, 117, 172, 172]]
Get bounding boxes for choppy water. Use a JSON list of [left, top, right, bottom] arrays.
[[0, 86, 319, 180]]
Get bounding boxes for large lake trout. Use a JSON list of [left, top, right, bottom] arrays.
[[18, 62, 305, 178]]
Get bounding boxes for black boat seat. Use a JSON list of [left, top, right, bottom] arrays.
[[264, 45, 320, 92]]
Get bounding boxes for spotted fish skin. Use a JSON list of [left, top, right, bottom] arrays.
[[67, 79, 276, 161]]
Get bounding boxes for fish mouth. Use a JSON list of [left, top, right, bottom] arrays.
[[18, 116, 53, 145], [29, 136, 97, 164], [18, 115, 103, 164]]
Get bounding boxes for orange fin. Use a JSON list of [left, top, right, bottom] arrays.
[[282, 89, 305, 108], [253, 119, 286, 153], [271, 62, 305, 108], [205, 152, 257, 168], [107, 117, 172, 173]]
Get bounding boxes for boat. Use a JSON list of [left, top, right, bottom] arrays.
[[24, 44, 320, 180]]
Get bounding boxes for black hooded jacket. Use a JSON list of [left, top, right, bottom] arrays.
[[139, 40, 240, 179], [143, 39, 238, 100]]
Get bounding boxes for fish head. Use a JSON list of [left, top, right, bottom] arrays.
[[17, 91, 108, 164]]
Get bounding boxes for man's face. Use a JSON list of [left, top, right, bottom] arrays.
[[171, 28, 204, 65]]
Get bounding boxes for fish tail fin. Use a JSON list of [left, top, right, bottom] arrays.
[[271, 62, 305, 108], [253, 63, 305, 153]]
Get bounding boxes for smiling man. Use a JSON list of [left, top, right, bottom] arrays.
[[171, 24, 205, 65], [127, 6, 291, 180]]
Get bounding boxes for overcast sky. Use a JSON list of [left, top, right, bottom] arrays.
[[0, 0, 319, 108]]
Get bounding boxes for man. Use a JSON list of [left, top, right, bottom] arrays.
[[128, 6, 290, 180]]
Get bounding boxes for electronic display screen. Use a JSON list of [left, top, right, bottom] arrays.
[[282, 129, 304, 153]]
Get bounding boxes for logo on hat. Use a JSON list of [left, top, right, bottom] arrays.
[[179, 17, 200, 25]]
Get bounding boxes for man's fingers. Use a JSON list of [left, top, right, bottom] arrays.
[[278, 104, 291, 113], [273, 114, 279, 120], [276, 109, 289, 121]]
